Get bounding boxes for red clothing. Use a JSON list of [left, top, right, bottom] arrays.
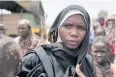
[[96, 62, 116, 77], [109, 40, 115, 55]]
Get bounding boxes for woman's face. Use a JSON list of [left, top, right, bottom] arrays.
[[91, 41, 110, 64], [106, 20, 114, 29], [59, 14, 86, 49], [0, 26, 6, 34], [17, 22, 30, 37]]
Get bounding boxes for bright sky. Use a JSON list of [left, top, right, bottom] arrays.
[[42, 0, 115, 26]]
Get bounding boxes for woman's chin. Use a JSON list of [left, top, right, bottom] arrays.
[[67, 45, 78, 49]]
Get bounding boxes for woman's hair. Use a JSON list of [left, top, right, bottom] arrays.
[[92, 36, 110, 51], [0, 35, 21, 74], [18, 19, 33, 36], [105, 14, 115, 27], [18, 19, 32, 28]]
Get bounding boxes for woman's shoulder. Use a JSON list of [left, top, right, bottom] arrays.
[[22, 51, 40, 64], [42, 42, 63, 51], [22, 42, 62, 65]]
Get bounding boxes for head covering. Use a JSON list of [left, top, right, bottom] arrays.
[[105, 14, 115, 45], [18, 19, 33, 37], [15, 19, 40, 56], [48, 5, 90, 65], [105, 14, 115, 27], [56, 10, 87, 42]]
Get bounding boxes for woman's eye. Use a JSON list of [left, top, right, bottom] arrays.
[[94, 51, 98, 53], [101, 51, 105, 53], [78, 26, 86, 31], [63, 25, 71, 28]]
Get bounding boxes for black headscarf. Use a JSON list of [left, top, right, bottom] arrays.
[[48, 5, 90, 65]]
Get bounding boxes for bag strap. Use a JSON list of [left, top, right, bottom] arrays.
[[34, 47, 54, 77]]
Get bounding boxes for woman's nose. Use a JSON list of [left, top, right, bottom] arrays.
[[70, 28, 78, 37], [96, 52, 102, 57]]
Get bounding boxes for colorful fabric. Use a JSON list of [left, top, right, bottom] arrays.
[[96, 62, 116, 77], [14, 35, 41, 56]]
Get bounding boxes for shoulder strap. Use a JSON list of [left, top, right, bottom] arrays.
[[34, 47, 54, 77], [86, 54, 97, 77]]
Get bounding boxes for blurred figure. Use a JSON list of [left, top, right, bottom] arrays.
[[95, 26, 106, 36], [91, 36, 116, 77], [14, 19, 41, 57], [105, 14, 115, 46], [98, 17, 105, 26], [94, 26, 115, 63], [88, 23, 104, 53], [93, 22, 101, 33], [0, 24, 7, 34], [0, 35, 21, 77]]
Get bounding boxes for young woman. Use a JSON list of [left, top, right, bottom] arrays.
[[14, 19, 41, 57], [18, 5, 96, 77]]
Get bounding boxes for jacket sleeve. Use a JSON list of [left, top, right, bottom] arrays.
[[18, 52, 40, 77]]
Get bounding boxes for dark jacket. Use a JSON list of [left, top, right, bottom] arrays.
[[18, 5, 96, 77], [18, 43, 96, 77]]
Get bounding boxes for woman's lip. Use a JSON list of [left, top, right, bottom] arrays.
[[95, 57, 102, 60], [67, 40, 78, 45]]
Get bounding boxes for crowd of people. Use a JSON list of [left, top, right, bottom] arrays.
[[0, 4, 115, 77]]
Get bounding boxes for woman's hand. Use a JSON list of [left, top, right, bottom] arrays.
[[76, 64, 86, 77]]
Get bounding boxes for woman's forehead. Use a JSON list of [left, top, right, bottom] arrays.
[[67, 14, 84, 19], [18, 22, 28, 27], [63, 14, 85, 23], [92, 42, 108, 49]]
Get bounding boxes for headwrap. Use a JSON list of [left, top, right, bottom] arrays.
[[56, 10, 87, 42], [48, 5, 90, 65], [17, 19, 33, 37], [15, 19, 40, 56]]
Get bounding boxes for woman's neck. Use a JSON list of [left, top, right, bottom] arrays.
[[20, 35, 29, 40], [60, 42, 80, 57]]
